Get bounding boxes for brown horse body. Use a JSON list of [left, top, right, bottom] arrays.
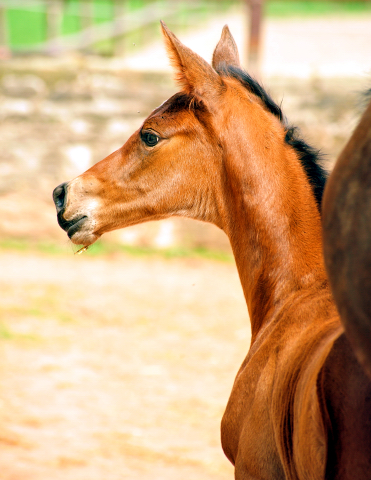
[[53, 24, 371, 479], [322, 100, 371, 380]]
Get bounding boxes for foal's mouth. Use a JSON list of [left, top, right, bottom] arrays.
[[57, 211, 88, 239]]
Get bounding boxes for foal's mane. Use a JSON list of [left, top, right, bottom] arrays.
[[219, 65, 328, 209]]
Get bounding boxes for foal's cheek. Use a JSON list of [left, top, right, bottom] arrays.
[[120, 144, 156, 180]]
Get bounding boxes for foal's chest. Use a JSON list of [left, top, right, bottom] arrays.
[[220, 348, 285, 477]]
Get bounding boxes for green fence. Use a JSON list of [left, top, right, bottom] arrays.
[[0, 0, 234, 56], [1, 0, 370, 57]]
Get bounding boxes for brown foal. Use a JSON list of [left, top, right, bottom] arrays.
[[53, 24, 371, 480]]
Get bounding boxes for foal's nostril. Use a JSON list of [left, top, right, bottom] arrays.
[[53, 182, 68, 211]]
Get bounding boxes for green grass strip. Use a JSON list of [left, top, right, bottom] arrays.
[[266, 1, 371, 18], [0, 238, 234, 263]]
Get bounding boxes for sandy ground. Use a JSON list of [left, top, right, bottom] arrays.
[[0, 250, 249, 480]]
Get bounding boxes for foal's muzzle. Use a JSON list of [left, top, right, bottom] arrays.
[[53, 182, 87, 238]]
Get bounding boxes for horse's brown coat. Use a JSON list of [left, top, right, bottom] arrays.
[[53, 24, 371, 479], [322, 100, 371, 380]]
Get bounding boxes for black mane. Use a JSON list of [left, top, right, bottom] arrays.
[[219, 65, 328, 209]]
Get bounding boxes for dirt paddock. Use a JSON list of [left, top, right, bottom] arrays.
[[0, 250, 249, 479]]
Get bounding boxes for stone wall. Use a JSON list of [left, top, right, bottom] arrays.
[[0, 56, 365, 250], [0, 57, 232, 250]]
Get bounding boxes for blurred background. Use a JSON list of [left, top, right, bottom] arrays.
[[0, 1, 370, 479]]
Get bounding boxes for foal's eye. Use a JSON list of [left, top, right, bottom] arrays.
[[141, 131, 160, 147]]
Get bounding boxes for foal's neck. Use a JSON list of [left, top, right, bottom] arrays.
[[218, 120, 327, 341]]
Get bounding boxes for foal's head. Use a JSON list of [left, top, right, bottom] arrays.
[[53, 23, 325, 247]]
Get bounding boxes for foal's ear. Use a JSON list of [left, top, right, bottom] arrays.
[[161, 21, 222, 97], [212, 25, 240, 71]]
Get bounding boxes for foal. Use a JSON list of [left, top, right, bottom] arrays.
[[53, 24, 371, 479]]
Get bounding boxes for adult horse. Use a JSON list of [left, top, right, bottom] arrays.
[[322, 100, 371, 380], [53, 24, 371, 479]]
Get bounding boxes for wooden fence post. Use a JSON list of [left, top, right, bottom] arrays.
[[246, 0, 264, 76]]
